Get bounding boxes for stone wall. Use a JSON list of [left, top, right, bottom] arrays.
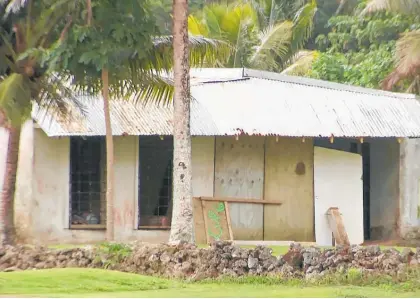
[[0, 242, 418, 280]]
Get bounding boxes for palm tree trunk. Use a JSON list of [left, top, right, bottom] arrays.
[[102, 68, 115, 242], [0, 125, 21, 245], [169, 0, 194, 244]]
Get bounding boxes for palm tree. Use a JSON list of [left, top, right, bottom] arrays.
[[188, 0, 317, 72], [362, 0, 420, 92], [49, 0, 229, 242], [169, 0, 193, 244], [0, 0, 85, 245]]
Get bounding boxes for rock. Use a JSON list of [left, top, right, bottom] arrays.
[[366, 245, 381, 256], [247, 256, 259, 269], [283, 247, 303, 269], [0, 242, 414, 280]]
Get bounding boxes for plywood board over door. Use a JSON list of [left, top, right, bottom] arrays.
[[214, 136, 265, 240], [314, 146, 363, 246], [264, 137, 314, 241]]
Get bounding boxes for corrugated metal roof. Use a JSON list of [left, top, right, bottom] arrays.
[[33, 68, 420, 138]]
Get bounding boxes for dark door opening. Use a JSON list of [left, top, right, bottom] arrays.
[[138, 136, 173, 229], [362, 142, 371, 240]]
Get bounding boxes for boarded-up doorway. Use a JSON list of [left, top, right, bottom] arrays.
[[314, 146, 363, 246], [214, 136, 264, 240], [263, 137, 314, 241]]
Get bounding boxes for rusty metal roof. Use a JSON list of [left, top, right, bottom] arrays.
[[33, 68, 420, 138]]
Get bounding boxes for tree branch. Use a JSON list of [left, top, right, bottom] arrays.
[[87, 0, 92, 26], [59, 16, 73, 42]]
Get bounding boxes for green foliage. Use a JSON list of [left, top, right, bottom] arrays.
[[308, 42, 395, 88], [0, 0, 86, 126], [306, 10, 420, 90], [96, 242, 132, 269], [316, 13, 420, 53], [189, 0, 317, 71], [59, 0, 157, 74]]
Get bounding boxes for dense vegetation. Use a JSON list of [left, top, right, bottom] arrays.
[[149, 0, 420, 92]]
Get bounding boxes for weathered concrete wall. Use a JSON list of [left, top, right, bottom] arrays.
[[14, 121, 35, 242], [113, 136, 139, 240], [0, 121, 35, 242], [399, 138, 420, 239], [369, 138, 400, 240], [14, 131, 169, 245], [192, 136, 215, 244]]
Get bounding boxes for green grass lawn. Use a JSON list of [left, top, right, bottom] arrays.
[[1, 268, 420, 298]]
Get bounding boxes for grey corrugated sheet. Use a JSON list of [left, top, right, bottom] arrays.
[[32, 68, 420, 138]]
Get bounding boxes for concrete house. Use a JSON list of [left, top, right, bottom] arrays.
[[3, 68, 420, 246]]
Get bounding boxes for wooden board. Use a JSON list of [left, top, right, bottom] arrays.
[[202, 200, 231, 242], [214, 136, 265, 240], [263, 137, 314, 241], [327, 207, 350, 246], [199, 196, 282, 205], [191, 137, 216, 244]]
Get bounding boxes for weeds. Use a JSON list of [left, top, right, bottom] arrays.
[[95, 243, 132, 269]]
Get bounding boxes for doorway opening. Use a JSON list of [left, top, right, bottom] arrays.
[[138, 136, 173, 229]]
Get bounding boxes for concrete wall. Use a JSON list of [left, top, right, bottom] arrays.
[[8, 131, 412, 244], [369, 138, 400, 240], [0, 121, 35, 242], [399, 138, 420, 239], [12, 134, 224, 245], [12, 130, 169, 245]]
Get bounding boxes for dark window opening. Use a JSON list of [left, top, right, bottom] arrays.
[[138, 136, 173, 229], [70, 137, 106, 227]]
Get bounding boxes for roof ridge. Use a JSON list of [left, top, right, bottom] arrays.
[[242, 68, 417, 100]]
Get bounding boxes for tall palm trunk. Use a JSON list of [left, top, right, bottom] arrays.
[[169, 0, 194, 243], [102, 68, 114, 241], [0, 125, 21, 245]]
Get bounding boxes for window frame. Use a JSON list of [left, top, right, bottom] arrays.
[[69, 136, 107, 230]]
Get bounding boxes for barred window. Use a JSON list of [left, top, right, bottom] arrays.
[[69, 137, 106, 229]]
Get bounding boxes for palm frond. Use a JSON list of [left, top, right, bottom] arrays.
[[0, 0, 27, 18], [249, 21, 293, 71], [281, 50, 319, 76], [382, 30, 420, 90], [188, 15, 209, 36], [35, 73, 86, 118], [361, 0, 420, 16], [233, 17, 254, 68], [406, 76, 420, 94], [291, 0, 317, 51], [0, 73, 31, 126], [132, 73, 174, 106], [128, 35, 231, 73]]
